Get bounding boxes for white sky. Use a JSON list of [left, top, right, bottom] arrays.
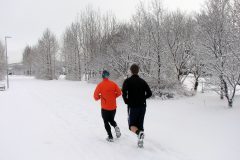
[[0, 0, 206, 63]]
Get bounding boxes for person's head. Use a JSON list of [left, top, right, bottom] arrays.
[[130, 64, 139, 75], [102, 70, 110, 79]]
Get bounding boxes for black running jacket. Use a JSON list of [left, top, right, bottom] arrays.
[[122, 75, 152, 108]]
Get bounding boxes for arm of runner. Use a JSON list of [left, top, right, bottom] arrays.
[[94, 84, 101, 101], [145, 81, 152, 99], [122, 79, 128, 104], [115, 83, 122, 98]]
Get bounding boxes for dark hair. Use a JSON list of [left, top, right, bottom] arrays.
[[130, 64, 139, 75]]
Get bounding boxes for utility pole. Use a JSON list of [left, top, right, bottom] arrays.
[[5, 36, 11, 89]]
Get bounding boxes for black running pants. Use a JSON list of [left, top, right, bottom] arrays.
[[101, 109, 117, 137]]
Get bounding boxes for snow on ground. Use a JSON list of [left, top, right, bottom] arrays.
[[0, 76, 240, 160]]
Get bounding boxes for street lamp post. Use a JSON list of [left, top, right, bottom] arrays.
[[5, 36, 11, 89]]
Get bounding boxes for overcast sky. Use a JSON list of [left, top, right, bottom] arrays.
[[0, 0, 206, 63]]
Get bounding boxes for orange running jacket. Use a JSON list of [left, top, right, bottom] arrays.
[[94, 78, 122, 110]]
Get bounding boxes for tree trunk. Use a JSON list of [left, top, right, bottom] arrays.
[[77, 52, 81, 81], [220, 74, 224, 99], [177, 73, 181, 82], [157, 54, 161, 90], [30, 66, 32, 76], [194, 77, 199, 91], [228, 99, 233, 107]]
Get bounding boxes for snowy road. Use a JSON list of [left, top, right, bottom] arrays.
[[0, 76, 240, 160]]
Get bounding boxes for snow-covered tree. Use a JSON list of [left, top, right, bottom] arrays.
[[190, 51, 206, 91], [147, 0, 166, 90], [104, 23, 134, 77], [163, 11, 195, 83], [130, 1, 172, 90], [231, 0, 240, 67], [33, 29, 59, 80], [61, 7, 104, 81], [62, 23, 82, 80], [197, 0, 229, 99], [25, 0, 240, 101], [22, 45, 34, 76], [130, 3, 160, 82], [79, 7, 102, 80], [129, 1, 183, 92], [197, 0, 240, 107]]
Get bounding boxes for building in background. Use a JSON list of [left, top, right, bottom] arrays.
[[8, 63, 25, 75]]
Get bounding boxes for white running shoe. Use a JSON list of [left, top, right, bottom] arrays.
[[115, 126, 121, 138], [137, 131, 144, 148]]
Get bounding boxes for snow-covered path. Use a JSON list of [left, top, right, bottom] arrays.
[[0, 76, 240, 160]]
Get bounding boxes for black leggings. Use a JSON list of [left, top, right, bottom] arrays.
[[101, 109, 117, 137]]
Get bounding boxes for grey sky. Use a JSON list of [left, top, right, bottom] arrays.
[[0, 0, 206, 63]]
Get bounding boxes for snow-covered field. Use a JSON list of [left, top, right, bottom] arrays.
[[0, 76, 240, 160]]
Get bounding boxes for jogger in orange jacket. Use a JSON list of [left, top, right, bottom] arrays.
[[94, 70, 122, 142]]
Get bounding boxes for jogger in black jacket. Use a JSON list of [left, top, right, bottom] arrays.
[[122, 64, 152, 147]]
